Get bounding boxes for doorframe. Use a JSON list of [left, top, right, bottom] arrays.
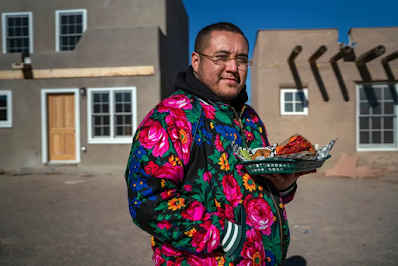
[[41, 88, 81, 164]]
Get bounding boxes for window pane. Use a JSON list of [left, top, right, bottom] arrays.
[[116, 126, 124, 136], [93, 93, 100, 102], [125, 103, 131, 113], [359, 117, 369, 130], [124, 92, 131, 102], [384, 131, 394, 144], [93, 104, 101, 113], [360, 131, 370, 144], [103, 116, 109, 125], [284, 103, 293, 112], [384, 87, 395, 100], [115, 92, 123, 102], [359, 88, 367, 101], [116, 115, 123, 125], [116, 104, 123, 113], [374, 88, 382, 99], [285, 92, 293, 101], [103, 126, 110, 136], [125, 115, 132, 125], [94, 116, 101, 125], [0, 96, 7, 107], [360, 102, 370, 115], [0, 110, 6, 121], [371, 118, 381, 130], [295, 102, 304, 112], [295, 92, 305, 102], [384, 117, 394, 130], [384, 102, 394, 115], [103, 104, 109, 113], [94, 127, 101, 136], [102, 93, 109, 102], [76, 14, 82, 24], [371, 104, 381, 115], [125, 125, 132, 136], [61, 15, 67, 24], [371, 131, 381, 144]]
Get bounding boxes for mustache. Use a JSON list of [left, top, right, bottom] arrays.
[[220, 74, 241, 83]]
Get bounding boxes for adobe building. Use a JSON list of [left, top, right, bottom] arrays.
[[251, 27, 398, 173], [0, 0, 188, 170]]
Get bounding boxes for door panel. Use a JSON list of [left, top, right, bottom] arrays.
[[48, 94, 76, 161]]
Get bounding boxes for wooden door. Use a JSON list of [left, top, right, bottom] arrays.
[[48, 94, 76, 161]]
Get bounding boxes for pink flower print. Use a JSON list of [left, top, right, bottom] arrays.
[[191, 225, 220, 253], [166, 113, 192, 165], [203, 171, 212, 183], [200, 102, 216, 119], [181, 201, 206, 221], [160, 189, 176, 200], [183, 184, 192, 192], [222, 174, 243, 208], [161, 242, 182, 257], [152, 248, 166, 266], [144, 161, 184, 185], [158, 94, 193, 113], [215, 135, 224, 152], [139, 118, 169, 157], [244, 195, 274, 236], [157, 220, 172, 230], [245, 130, 254, 141]]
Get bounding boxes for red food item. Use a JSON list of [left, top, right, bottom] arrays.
[[276, 135, 315, 155]]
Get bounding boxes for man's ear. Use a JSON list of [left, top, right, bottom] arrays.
[[191, 52, 200, 73]]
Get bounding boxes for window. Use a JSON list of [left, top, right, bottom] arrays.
[[1, 12, 33, 57], [56, 9, 87, 51], [357, 84, 398, 150], [87, 88, 137, 144], [0, 91, 12, 128], [280, 88, 308, 115]]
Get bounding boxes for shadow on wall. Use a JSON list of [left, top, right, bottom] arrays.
[[283, 255, 307, 266], [286, 44, 398, 107]]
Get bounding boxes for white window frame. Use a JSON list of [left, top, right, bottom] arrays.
[[1, 12, 34, 57], [356, 83, 398, 152], [280, 88, 309, 115], [55, 9, 87, 52], [0, 90, 12, 128], [87, 87, 137, 144]]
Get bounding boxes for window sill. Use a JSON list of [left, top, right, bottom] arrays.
[[0, 123, 12, 128], [281, 112, 308, 116], [357, 147, 398, 152], [88, 138, 133, 144]]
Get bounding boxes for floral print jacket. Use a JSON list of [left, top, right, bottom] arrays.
[[125, 89, 297, 266]]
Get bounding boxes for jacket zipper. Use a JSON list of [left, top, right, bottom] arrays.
[[231, 106, 248, 149], [232, 106, 284, 261], [265, 181, 284, 263]]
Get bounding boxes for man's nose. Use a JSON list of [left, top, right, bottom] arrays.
[[225, 58, 239, 72]]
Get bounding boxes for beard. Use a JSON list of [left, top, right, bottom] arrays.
[[196, 64, 245, 103]]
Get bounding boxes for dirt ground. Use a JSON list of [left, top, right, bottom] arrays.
[[0, 170, 397, 266]]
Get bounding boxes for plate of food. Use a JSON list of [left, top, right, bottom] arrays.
[[234, 134, 336, 175]]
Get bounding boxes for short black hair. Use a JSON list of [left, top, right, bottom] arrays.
[[194, 22, 249, 54]]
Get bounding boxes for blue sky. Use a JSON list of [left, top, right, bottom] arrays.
[[181, 0, 398, 103]]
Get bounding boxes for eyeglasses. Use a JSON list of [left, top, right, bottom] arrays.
[[197, 53, 253, 69]]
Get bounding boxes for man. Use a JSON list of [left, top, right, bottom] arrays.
[[125, 22, 313, 266]]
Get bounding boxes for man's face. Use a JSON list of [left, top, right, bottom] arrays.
[[192, 31, 249, 103]]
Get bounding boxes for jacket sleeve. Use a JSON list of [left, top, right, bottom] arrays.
[[124, 108, 226, 255], [278, 182, 297, 204]]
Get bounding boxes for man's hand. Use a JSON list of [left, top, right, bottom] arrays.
[[260, 169, 317, 191]]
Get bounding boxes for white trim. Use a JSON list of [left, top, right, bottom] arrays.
[[41, 89, 81, 164], [0, 90, 12, 128], [280, 88, 309, 115], [355, 83, 398, 152], [2, 12, 34, 55], [87, 87, 137, 144], [55, 9, 87, 52]]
